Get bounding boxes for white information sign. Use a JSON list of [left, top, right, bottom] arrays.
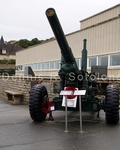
[[60, 89, 78, 108], [62, 96, 78, 108], [74, 90, 86, 95], [60, 89, 86, 108], [60, 90, 73, 96]]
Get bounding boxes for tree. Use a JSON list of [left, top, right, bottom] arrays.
[[18, 39, 30, 48], [31, 38, 40, 45], [17, 38, 42, 48]]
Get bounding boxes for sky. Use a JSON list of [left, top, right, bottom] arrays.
[[0, 0, 120, 41]]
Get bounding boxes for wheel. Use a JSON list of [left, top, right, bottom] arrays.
[[105, 85, 119, 124], [29, 84, 48, 122]]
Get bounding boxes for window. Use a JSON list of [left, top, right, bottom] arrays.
[[16, 65, 22, 71], [2, 49, 6, 54], [50, 61, 55, 69], [32, 64, 37, 70], [49, 61, 60, 69], [41, 62, 44, 69], [76, 58, 80, 69], [89, 57, 96, 67], [110, 54, 120, 66], [98, 55, 108, 66], [15, 66, 19, 71], [54, 61, 60, 69], [44, 62, 49, 69], [38, 63, 42, 70], [22, 65, 27, 70]]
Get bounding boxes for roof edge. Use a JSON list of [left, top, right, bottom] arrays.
[[80, 3, 120, 22]]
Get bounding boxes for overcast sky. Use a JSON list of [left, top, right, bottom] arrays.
[[0, 0, 120, 41]]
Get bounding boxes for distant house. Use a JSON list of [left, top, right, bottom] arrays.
[[0, 36, 23, 60], [0, 36, 23, 75]]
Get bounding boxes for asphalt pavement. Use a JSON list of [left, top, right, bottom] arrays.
[[0, 97, 120, 150]]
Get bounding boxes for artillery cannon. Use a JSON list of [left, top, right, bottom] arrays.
[[29, 8, 119, 124]]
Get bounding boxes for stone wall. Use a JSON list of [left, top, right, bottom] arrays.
[[0, 76, 59, 104], [0, 75, 120, 104]]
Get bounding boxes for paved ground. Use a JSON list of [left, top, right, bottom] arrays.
[[0, 97, 120, 150]]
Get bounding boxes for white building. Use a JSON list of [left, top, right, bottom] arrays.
[[16, 4, 120, 77]]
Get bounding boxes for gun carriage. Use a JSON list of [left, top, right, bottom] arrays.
[[29, 8, 119, 124]]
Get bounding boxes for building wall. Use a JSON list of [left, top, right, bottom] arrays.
[[0, 64, 15, 69], [68, 17, 120, 57], [80, 4, 120, 29], [16, 40, 60, 65], [16, 4, 120, 77], [0, 55, 16, 60], [8, 55, 16, 59]]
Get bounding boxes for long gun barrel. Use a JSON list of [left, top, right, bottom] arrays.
[[46, 8, 78, 65]]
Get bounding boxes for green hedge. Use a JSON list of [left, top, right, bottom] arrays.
[[0, 59, 16, 64]]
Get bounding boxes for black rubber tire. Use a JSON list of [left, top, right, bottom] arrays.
[[105, 85, 119, 124], [29, 84, 48, 122]]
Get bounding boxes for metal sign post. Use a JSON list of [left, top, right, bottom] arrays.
[[60, 90, 73, 133], [74, 90, 86, 133], [64, 96, 68, 133], [79, 95, 83, 133], [60, 90, 86, 133]]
